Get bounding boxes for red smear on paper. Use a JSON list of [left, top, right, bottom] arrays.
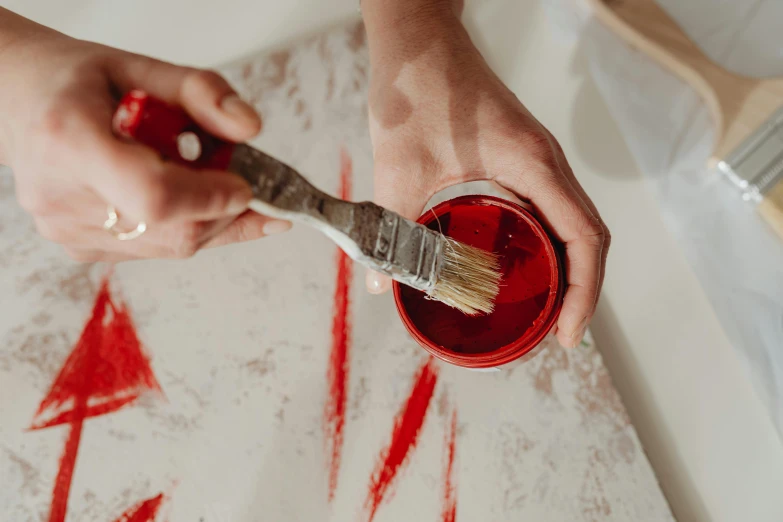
[[441, 410, 458, 522], [364, 358, 439, 521], [30, 278, 162, 522], [324, 148, 353, 502], [111, 493, 166, 522]]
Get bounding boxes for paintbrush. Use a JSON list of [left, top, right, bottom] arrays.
[[112, 90, 501, 315], [588, 0, 783, 239]]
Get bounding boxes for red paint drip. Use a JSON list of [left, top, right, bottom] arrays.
[[111, 493, 166, 522], [324, 148, 353, 502], [30, 278, 162, 522], [364, 357, 439, 521], [441, 410, 458, 522]]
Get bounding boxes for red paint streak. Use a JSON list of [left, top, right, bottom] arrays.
[[337, 148, 352, 201], [324, 148, 353, 502], [364, 358, 439, 521], [112, 493, 166, 522], [46, 410, 85, 522], [30, 278, 162, 522], [441, 410, 458, 522]]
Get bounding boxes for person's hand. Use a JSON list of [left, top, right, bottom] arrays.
[[0, 9, 291, 263], [362, 2, 610, 348]]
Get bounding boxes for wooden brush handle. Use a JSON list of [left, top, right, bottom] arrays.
[[586, 0, 783, 165], [759, 184, 783, 239]]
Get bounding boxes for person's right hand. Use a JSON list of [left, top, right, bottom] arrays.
[[0, 9, 291, 263], [361, 1, 610, 348]]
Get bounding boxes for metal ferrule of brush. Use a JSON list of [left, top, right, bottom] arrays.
[[229, 144, 442, 291], [717, 105, 783, 203], [371, 210, 443, 291]]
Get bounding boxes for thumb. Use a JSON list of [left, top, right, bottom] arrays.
[[367, 164, 431, 294]]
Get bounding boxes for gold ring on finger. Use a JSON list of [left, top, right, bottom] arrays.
[[103, 205, 147, 241]]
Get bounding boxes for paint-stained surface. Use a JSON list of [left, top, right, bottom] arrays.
[[0, 20, 673, 522]]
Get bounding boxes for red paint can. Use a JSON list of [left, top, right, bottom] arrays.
[[393, 195, 565, 370]]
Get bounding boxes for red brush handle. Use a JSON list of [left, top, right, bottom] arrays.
[[112, 90, 235, 171]]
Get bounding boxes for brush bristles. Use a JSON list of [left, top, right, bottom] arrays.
[[428, 239, 502, 316]]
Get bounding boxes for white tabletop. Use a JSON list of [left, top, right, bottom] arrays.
[[3, 0, 783, 520]]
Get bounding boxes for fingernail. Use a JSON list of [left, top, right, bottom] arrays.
[[568, 317, 589, 348], [366, 270, 389, 294], [221, 94, 258, 124], [262, 220, 292, 235]]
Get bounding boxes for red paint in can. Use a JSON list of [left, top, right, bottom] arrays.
[[394, 195, 564, 369]]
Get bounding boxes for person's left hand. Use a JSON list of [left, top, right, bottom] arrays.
[[362, 6, 610, 348]]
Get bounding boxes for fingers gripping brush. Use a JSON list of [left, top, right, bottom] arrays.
[[113, 91, 502, 315]]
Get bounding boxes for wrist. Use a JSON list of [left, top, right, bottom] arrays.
[[363, 3, 482, 97]]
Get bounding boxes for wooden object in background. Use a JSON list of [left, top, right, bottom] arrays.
[[587, 0, 783, 239]]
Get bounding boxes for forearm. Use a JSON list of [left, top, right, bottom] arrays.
[[0, 9, 39, 164], [0, 8, 56, 58], [361, 0, 464, 56], [0, 9, 58, 165], [361, 0, 459, 28]]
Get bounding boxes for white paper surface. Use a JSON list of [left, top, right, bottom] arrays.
[[0, 20, 674, 522], [544, 0, 783, 439]]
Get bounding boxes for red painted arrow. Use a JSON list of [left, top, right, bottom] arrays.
[[30, 277, 162, 522]]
